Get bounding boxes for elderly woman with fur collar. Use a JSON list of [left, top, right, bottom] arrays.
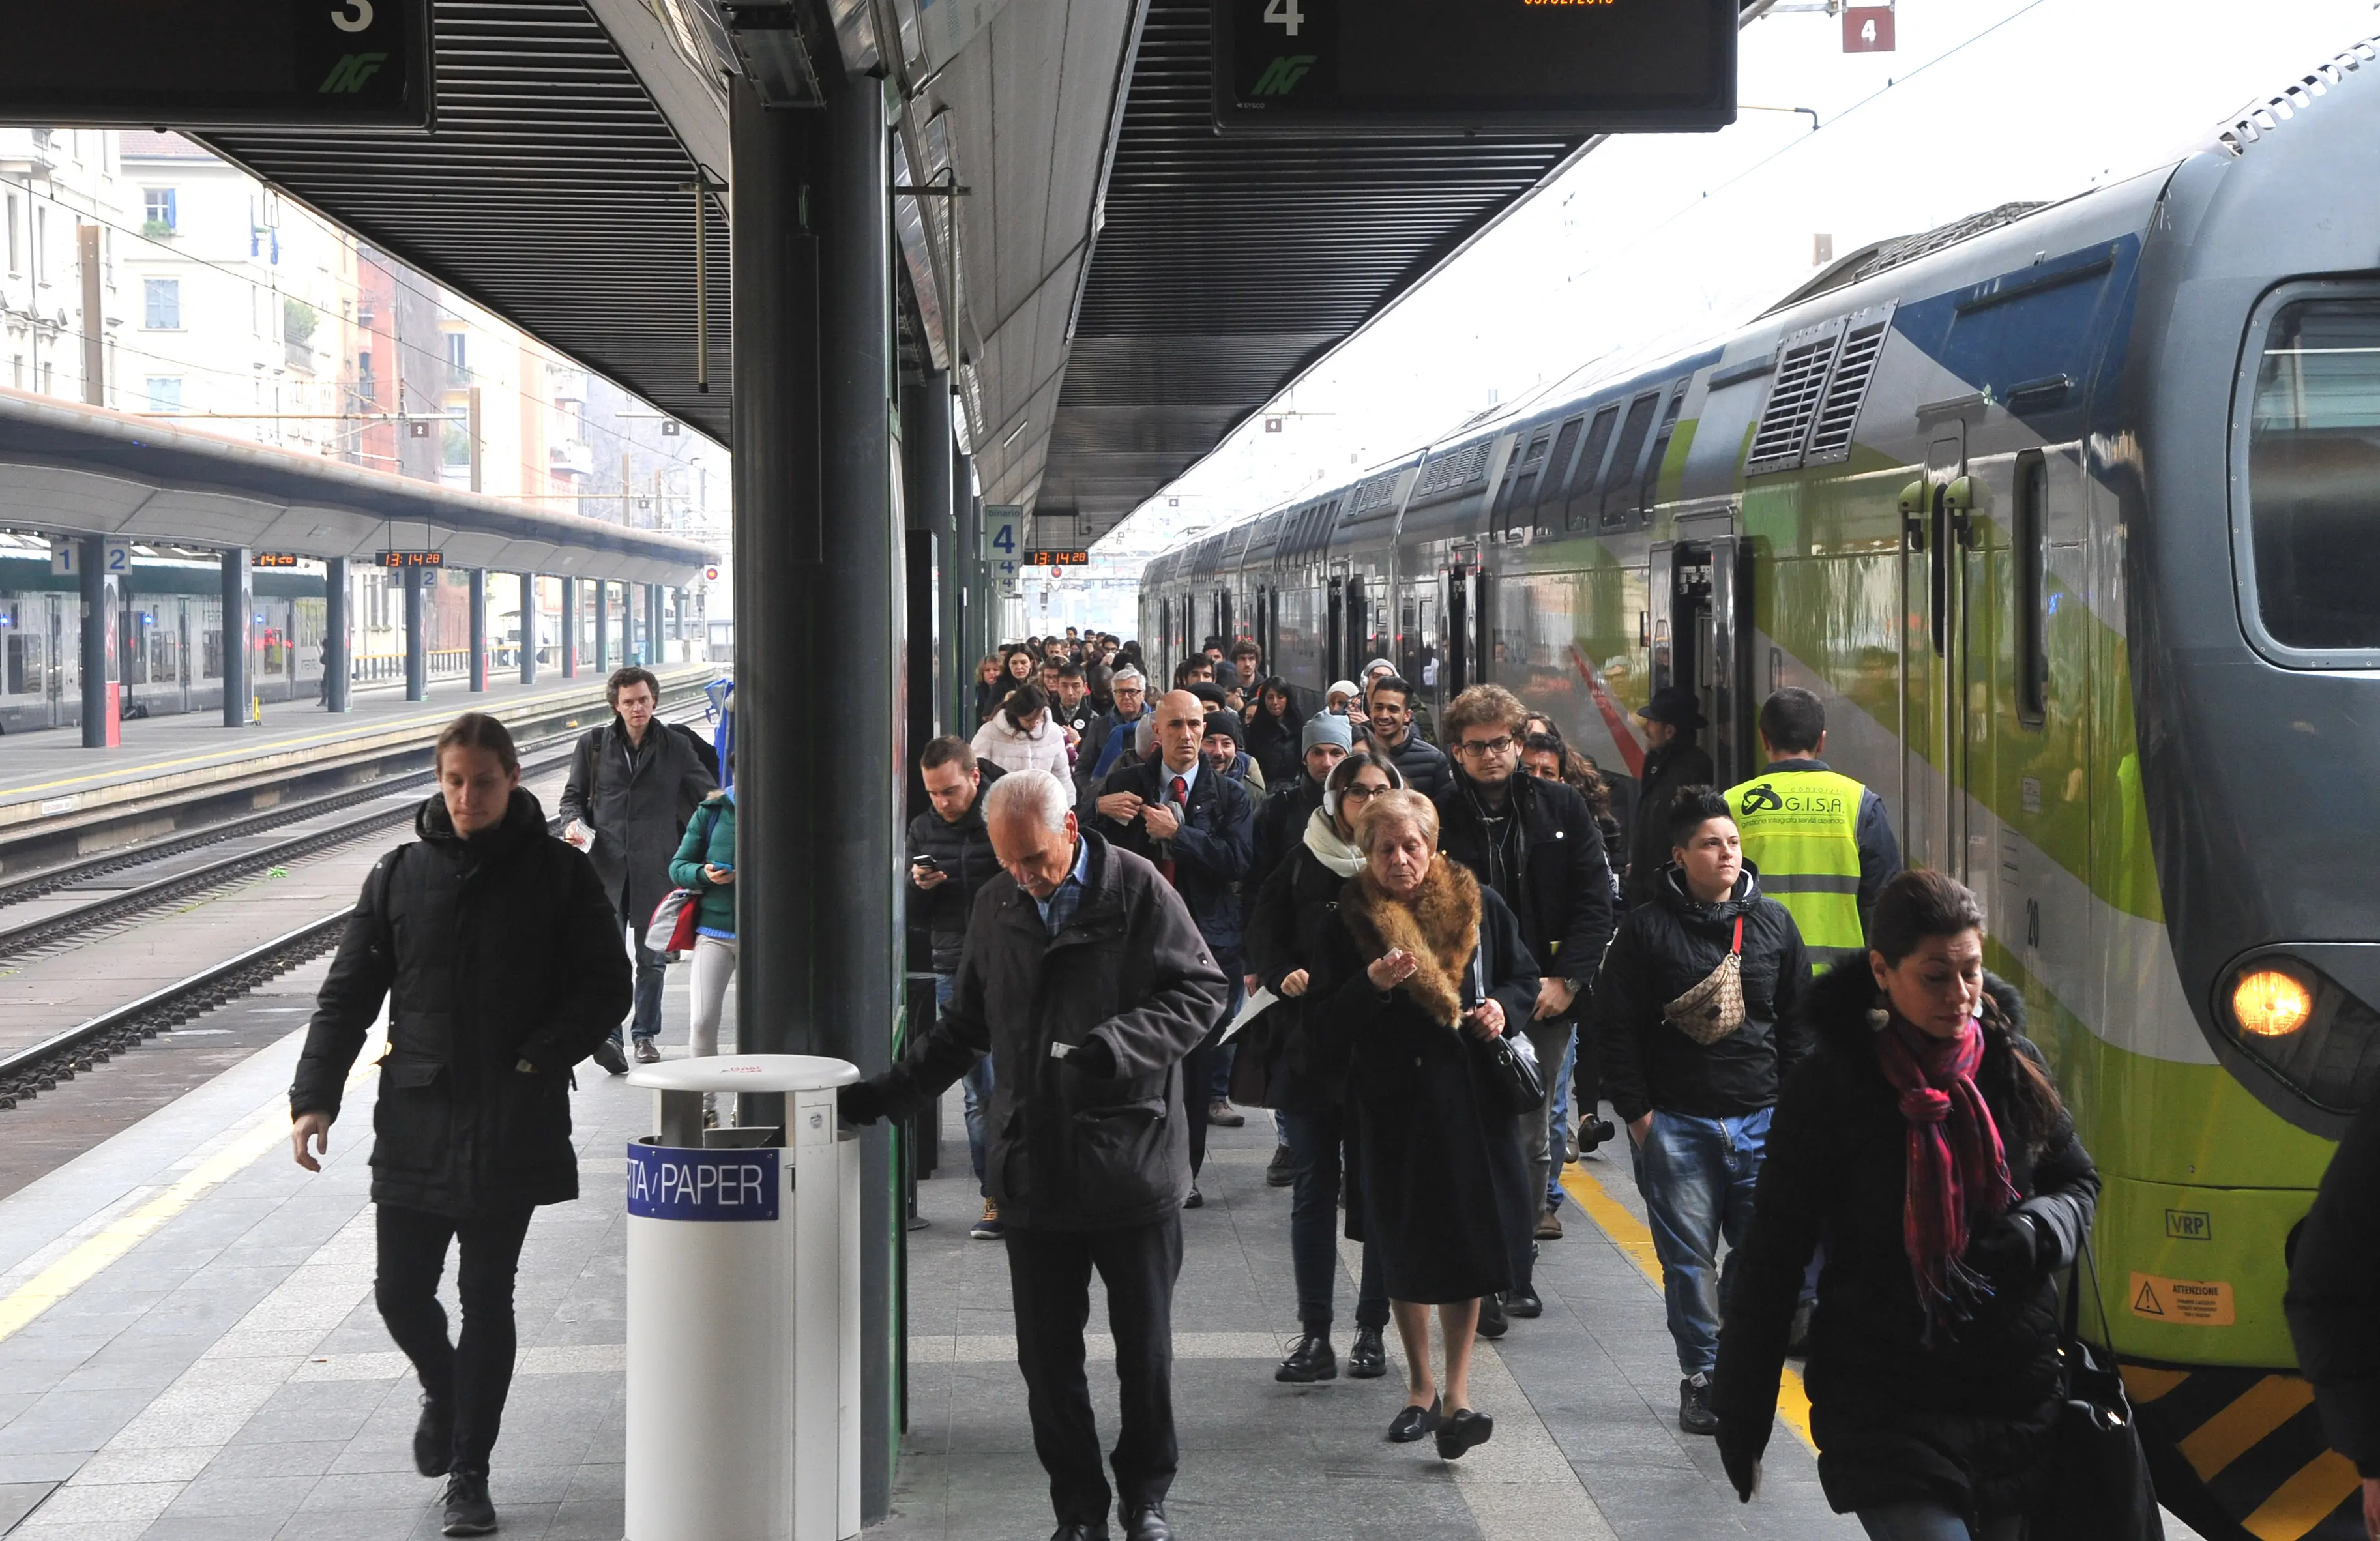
[[1310, 788, 1542, 1462]]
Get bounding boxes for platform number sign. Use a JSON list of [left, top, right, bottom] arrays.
[[1844, 5, 1896, 53], [51, 540, 130, 578], [982, 505, 1024, 591]]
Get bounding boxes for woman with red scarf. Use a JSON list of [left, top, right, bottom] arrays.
[[1710, 869, 2099, 1541]]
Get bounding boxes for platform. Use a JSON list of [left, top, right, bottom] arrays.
[[0, 991, 2209, 1541]]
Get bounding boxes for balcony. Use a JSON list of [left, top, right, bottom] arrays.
[[284, 338, 314, 373], [548, 439, 594, 478]]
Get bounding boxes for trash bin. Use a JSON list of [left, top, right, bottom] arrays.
[[623, 1054, 861, 1541]]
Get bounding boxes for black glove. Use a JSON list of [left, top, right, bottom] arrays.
[[1066, 1035, 1118, 1079], [1716, 1415, 1765, 1503], [838, 1079, 890, 1127], [1967, 1211, 2040, 1285]]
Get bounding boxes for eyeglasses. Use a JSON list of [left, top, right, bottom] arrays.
[[1340, 784, 1388, 802], [1456, 737, 1514, 757]]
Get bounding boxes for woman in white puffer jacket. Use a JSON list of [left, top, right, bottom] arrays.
[[969, 683, 1071, 777]]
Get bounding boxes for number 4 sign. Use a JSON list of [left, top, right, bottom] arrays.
[[1844, 4, 1894, 52]]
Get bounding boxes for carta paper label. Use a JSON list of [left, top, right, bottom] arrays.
[[2129, 1272, 2235, 1327]]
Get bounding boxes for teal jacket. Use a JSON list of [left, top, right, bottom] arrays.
[[668, 791, 736, 937]]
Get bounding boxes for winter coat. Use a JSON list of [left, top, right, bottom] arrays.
[[970, 713, 1071, 778], [1624, 737, 1716, 906], [290, 788, 632, 1217], [1245, 825, 1359, 1113], [861, 832, 1229, 1231], [1595, 864, 1811, 1124], [1310, 858, 1540, 1304], [904, 761, 1008, 973], [1242, 772, 1326, 933], [1713, 965, 2100, 1521], [1093, 756, 1255, 959], [1436, 769, 1615, 1005], [1246, 708, 1303, 788], [2287, 1094, 2380, 1478], [1372, 727, 1452, 800], [1083, 709, 1145, 787], [557, 715, 717, 928], [667, 791, 736, 937]]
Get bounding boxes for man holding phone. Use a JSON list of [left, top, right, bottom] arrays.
[[909, 737, 1008, 1237]]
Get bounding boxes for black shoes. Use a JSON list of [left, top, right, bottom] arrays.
[[1347, 1327, 1387, 1379], [1578, 1115, 1617, 1157], [1435, 1409, 1495, 1460], [1476, 1293, 1509, 1339], [1275, 1332, 1337, 1383], [1123, 1502, 1173, 1541], [632, 1037, 660, 1064], [440, 1469, 497, 1536], [1049, 1527, 1108, 1541], [1506, 1286, 1544, 1319], [1182, 1186, 1203, 1210], [590, 1038, 629, 1076], [1679, 1373, 1719, 1436], [1387, 1395, 1441, 1443], [412, 1394, 452, 1478], [1265, 1145, 1297, 1186]]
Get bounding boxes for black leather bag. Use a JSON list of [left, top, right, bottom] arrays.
[[1468, 951, 1544, 1115], [2037, 1239, 2165, 1541]]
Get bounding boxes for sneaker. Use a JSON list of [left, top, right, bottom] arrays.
[[1679, 1373, 1719, 1436], [1265, 1145, 1297, 1187], [589, 1038, 629, 1076], [411, 1394, 452, 1478], [1535, 1208, 1563, 1240], [969, 1200, 1003, 1240], [632, 1038, 660, 1064], [441, 1469, 497, 1536], [1207, 1099, 1245, 1128]]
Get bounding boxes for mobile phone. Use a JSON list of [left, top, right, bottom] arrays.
[[912, 855, 940, 872]]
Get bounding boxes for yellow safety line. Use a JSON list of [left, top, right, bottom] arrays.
[[2242, 1449, 2364, 1541], [2119, 1365, 2191, 1405], [1559, 1162, 1818, 1454], [0, 1039, 379, 1345], [2177, 1374, 2315, 1483]]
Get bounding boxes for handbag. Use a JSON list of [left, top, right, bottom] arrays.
[[1663, 915, 1746, 1045], [645, 887, 700, 956], [2036, 1237, 2165, 1541], [1469, 950, 1545, 1115]]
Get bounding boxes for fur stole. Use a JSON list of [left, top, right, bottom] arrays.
[[1342, 853, 1482, 1029]]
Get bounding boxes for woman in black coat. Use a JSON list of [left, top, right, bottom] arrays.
[[1712, 869, 2099, 1541], [1310, 788, 1541, 1461], [1244, 677, 1305, 788], [290, 712, 630, 1536]]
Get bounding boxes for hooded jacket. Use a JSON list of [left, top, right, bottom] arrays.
[[905, 761, 1008, 973], [1594, 863, 1811, 1123], [1713, 963, 2100, 1521], [667, 789, 737, 935], [971, 712, 1072, 778], [291, 788, 632, 1217], [558, 714, 718, 927], [1436, 767, 1614, 999]]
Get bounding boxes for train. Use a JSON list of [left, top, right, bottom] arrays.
[[1139, 37, 2380, 1541]]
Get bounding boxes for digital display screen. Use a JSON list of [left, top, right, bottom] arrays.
[[0, 0, 432, 129], [1027, 550, 1092, 566], [377, 550, 444, 568], [1216, 0, 1735, 133], [254, 552, 302, 568]]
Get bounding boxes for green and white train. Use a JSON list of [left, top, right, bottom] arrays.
[[1141, 39, 2380, 1540]]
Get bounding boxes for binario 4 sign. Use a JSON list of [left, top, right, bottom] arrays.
[[625, 1143, 781, 1222]]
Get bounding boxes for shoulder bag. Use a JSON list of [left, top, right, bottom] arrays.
[[1663, 915, 1746, 1045], [2036, 1236, 2165, 1541], [1469, 948, 1545, 1115]]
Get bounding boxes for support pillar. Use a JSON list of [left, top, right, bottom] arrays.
[[403, 566, 426, 702], [645, 583, 661, 665], [594, 580, 610, 674], [561, 577, 578, 678], [324, 557, 350, 712], [468, 568, 487, 692], [221, 548, 252, 727], [80, 536, 118, 746], [904, 370, 956, 739], [519, 573, 538, 684]]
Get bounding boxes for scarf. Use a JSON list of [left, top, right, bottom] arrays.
[[1302, 806, 1365, 877], [1871, 1008, 2021, 1336], [1342, 854, 1480, 1028]]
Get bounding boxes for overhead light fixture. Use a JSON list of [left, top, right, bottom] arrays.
[[999, 418, 1029, 448]]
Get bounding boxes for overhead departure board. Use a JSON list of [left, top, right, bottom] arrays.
[[0, 1, 433, 129], [1214, 0, 1736, 134]]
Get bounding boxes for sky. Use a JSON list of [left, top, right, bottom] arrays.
[[1093, 0, 2380, 561]]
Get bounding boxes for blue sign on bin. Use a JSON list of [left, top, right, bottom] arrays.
[[626, 1143, 780, 1222]]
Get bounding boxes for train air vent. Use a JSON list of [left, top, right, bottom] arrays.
[[1745, 329, 1843, 475], [1805, 313, 1892, 466]]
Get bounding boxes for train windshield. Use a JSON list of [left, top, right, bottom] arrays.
[[2246, 298, 2380, 653]]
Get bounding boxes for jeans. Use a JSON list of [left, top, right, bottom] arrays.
[[1856, 1501, 2023, 1541], [374, 1202, 535, 1475], [935, 972, 995, 1197], [1630, 1107, 1771, 1377], [1182, 951, 1242, 1179], [1548, 1032, 1576, 1208], [1280, 1108, 1388, 1333], [687, 936, 736, 1057], [1518, 1020, 1574, 1224], [606, 907, 669, 1047], [1005, 1216, 1184, 1527]]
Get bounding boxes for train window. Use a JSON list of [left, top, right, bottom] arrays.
[[1600, 393, 1661, 529], [2014, 450, 2048, 726], [1497, 431, 1550, 538], [1638, 385, 1687, 516], [1565, 405, 1621, 530], [2243, 297, 2380, 654], [1537, 415, 1584, 531]]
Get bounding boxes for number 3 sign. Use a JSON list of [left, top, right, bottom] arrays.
[[1843, 4, 1894, 52]]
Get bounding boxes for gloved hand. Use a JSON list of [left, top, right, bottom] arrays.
[[838, 1079, 889, 1127], [1066, 1035, 1118, 1079], [1716, 1415, 1765, 1503], [1966, 1211, 2041, 1285]]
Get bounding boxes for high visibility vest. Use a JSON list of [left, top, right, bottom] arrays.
[[1725, 768, 1868, 969]]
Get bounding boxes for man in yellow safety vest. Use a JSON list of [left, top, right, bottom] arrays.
[[1724, 687, 1902, 971]]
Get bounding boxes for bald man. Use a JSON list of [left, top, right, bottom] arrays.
[[1093, 689, 1256, 1197]]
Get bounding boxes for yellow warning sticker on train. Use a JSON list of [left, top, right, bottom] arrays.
[[2128, 1272, 2235, 1327]]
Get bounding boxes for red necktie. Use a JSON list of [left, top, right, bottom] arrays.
[[1162, 776, 1186, 884]]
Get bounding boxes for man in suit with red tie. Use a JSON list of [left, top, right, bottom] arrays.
[[1093, 690, 1255, 1202]]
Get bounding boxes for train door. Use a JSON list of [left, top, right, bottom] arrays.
[[1441, 554, 1488, 714], [1651, 518, 1754, 783], [1900, 421, 1985, 881], [1325, 571, 1346, 683]]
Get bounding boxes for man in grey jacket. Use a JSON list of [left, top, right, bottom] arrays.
[[557, 666, 715, 1068], [840, 769, 1226, 1541]]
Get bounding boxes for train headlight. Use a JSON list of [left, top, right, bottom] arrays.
[[2232, 969, 2314, 1038]]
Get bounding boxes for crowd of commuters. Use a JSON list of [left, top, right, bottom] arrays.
[[278, 638, 2380, 1541]]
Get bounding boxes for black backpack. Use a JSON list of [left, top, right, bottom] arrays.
[[671, 720, 720, 780]]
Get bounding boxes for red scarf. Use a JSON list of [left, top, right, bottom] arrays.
[[1873, 1011, 2020, 1334]]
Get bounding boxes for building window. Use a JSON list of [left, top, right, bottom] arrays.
[[142, 188, 177, 237], [144, 377, 183, 413], [4, 193, 16, 274], [143, 277, 181, 330], [445, 331, 468, 385]]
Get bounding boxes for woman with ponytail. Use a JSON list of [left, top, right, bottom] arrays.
[[1711, 868, 2099, 1541]]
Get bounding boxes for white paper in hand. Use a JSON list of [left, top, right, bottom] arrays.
[[563, 821, 596, 854], [1220, 986, 1278, 1044]]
